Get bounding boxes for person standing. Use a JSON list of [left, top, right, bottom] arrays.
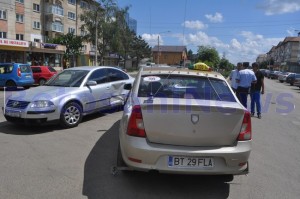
[[229, 62, 242, 93], [250, 62, 264, 119], [236, 63, 257, 108]]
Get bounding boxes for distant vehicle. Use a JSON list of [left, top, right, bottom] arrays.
[[117, 66, 251, 177], [0, 63, 34, 89], [278, 72, 293, 83], [3, 66, 134, 128], [269, 71, 281, 79], [31, 66, 58, 85], [292, 74, 300, 88], [286, 73, 300, 86], [264, 69, 270, 78]]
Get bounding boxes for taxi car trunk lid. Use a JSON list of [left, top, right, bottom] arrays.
[[139, 97, 245, 147]]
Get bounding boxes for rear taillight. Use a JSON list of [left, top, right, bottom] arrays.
[[127, 105, 146, 137], [17, 68, 21, 77], [237, 111, 252, 141]]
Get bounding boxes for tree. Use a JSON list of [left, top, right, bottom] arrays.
[[50, 33, 83, 68], [219, 58, 234, 71], [129, 35, 152, 68], [197, 46, 220, 69]]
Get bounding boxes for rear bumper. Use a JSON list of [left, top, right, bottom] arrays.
[[120, 135, 251, 175]]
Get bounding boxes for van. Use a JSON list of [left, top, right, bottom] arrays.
[[0, 63, 34, 89]]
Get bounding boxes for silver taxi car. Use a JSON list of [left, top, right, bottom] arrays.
[[118, 66, 252, 176], [3, 66, 134, 128]]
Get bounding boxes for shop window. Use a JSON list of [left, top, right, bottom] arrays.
[[33, 21, 41, 29], [0, 32, 7, 38], [0, 10, 7, 20], [68, 12, 76, 20], [16, 0, 24, 4], [16, 34, 24, 40], [16, 13, 24, 23], [33, 3, 40, 12], [34, 38, 40, 42]]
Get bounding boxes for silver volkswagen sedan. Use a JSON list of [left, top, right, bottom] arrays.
[[118, 66, 251, 176], [2, 66, 134, 128]]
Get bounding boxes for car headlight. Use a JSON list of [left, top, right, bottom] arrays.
[[30, 101, 55, 108]]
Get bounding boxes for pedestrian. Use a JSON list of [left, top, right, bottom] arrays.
[[229, 62, 242, 93], [236, 63, 257, 108], [250, 62, 264, 119]]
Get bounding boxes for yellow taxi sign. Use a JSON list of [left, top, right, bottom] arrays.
[[189, 62, 212, 71]]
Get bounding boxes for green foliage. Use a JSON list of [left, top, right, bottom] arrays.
[[219, 58, 234, 71], [197, 46, 220, 69], [50, 33, 83, 60]]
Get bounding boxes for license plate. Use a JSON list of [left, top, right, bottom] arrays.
[[26, 75, 31, 78], [5, 110, 21, 117], [168, 156, 214, 168]]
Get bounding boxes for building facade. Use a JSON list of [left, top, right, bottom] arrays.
[[0, 0, 102, 68], [152, 45, 187, 66], [263, 37, 300, 72]]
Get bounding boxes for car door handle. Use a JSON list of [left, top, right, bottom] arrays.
[[106, 86, 110, 90]]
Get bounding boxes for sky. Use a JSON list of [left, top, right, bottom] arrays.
[[117, 0, 300, 65]]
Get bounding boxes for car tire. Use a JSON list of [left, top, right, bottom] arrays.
[[60, 102, 83, 128], [290, 83, 294, 86], [39, 78, 46, 85], [219, 174, 234, 182], [5, 80, 17, 90]]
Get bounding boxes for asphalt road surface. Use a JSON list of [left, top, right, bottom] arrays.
[[0, 78, 300, 199]]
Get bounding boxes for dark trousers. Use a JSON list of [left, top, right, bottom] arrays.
[[236, 86, 250, 108]]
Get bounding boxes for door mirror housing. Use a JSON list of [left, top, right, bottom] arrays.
[[124, 83, 132, 90]]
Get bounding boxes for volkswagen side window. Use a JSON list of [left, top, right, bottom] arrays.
[[88, 69, 108, 84]]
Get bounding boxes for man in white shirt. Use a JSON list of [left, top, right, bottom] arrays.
[[229, 62, 242, 93]]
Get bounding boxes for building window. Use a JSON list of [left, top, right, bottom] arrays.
[[16, 0, 24, 4], [68, 12, 76, 20], [68, 27, 75, 34], [34, 38, 40, 42], [16, 34, 24, 40], [0, 10, 7, 20], [33, 21, 41, 29], [0, 32, 7, 38], [80, 1, 89, 9], [52, 21, 63, 32], [80, 29, 87, 36], [16, 14, 24, 23], [81, 45, 87, 52], [51, 5, 64, 16], [33, 4, 40, 12], [68, 0, 76, 5]]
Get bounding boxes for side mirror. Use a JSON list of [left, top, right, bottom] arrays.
[[124, 83, 132, 90], [86, 80, 97, 86]]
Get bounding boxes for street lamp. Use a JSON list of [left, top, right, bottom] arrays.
[[157, 31, 170, 65]]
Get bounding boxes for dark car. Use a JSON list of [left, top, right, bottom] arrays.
[[31, 66, 58, 85], [0, 63, 34, 89], [269, 71, 281, 79], [286, 73, 300, 86]]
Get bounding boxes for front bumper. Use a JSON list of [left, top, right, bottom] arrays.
[[2, 106, 59, 124], [120, 135, 251, 175]]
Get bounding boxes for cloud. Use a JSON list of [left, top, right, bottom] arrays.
[[205, 12, 223, 23], [184, 31, 283, 64], [142, 34, 164, 46], [259, 0, 300, 15], [182, 20, 207, 30]]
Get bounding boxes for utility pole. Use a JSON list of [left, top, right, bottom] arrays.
[[95, 12, 98, 66]]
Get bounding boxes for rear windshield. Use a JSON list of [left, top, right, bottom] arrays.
[[19, 65, 32, 73], [138, 74, 236, 102], [48, 66, 57, 72]]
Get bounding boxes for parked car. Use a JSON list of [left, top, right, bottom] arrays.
[[117, 66, 251, 176], [278, 72, 293, 83], [31, 66, 58, 85], [3, 66, 134, 128], [292, 74, 300, 88], [0, 63, 34, 89], [286, 73, 300, 86], [269, 71, 281, 79], [264, 69, 270, 78]]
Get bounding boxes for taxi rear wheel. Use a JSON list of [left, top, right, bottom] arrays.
[[60, 102, 83, 128]]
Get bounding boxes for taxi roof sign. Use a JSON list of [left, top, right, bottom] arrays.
[[188, 62, 212, 71]]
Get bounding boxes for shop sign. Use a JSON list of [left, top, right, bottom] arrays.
[[0, 38, 29, 47], [42, 43, 57, 49]]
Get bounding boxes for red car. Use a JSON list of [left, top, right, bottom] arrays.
[[31, 66, 57, 85]]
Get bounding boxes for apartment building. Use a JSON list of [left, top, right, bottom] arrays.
[[0, 0, 97, 68], [264, 37, 300, 72]]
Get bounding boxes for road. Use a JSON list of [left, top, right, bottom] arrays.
[[0, 78, 300, 199]]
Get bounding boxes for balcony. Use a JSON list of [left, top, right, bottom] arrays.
[[46, 22, 64, 33], [45, 4, 64, 17]]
